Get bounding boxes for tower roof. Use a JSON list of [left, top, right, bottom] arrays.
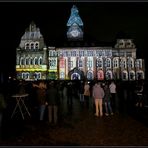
[[67, 5, 83, 27]]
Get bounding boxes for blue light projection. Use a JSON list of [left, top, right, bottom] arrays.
[[67, 5, 83, 27]]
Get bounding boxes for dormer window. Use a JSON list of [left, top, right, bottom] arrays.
[[30, 42, 34, 49], [35, 42, 39, 49], [25, 43, 29, 49]]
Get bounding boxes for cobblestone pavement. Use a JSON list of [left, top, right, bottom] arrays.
[[0, 97, 148, 146]]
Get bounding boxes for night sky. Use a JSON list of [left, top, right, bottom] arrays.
[[0, 2, 148, 77]]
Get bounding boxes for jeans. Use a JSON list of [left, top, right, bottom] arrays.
[[80, 94, 84, 102], [104, 101, 113, 114], [39, 105, 46, 121]]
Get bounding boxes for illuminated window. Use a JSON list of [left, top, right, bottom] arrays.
[[97, 70, 104, 80], [25, 57, 29, 65], [25, 43, 29, 49], [87, 71, 93, 80], [129, 71, 135, 80], [22, 72, 29, 79], [87, 60, 92, 68], [49, 59, 57, 67], [122, 71, 128, 80], [34, 72, 41, 80], [96, 58, 103, 67], [71, 73, 80, 80], [35, 42, 39, 49], [106, 58, 111, 68], [106, 70, 112, 80], [113, 58, 119, 68], [34, 57, 38, 65], [30, 42, 34, 49], [20, 57, 24, 65], [30, 58, 33, 65], [60, 72, 65, 79], [136, 71, 144, 80], [38, 57, 42, 65], [78, 59, 83, 67], [128, 58, 134, 68]]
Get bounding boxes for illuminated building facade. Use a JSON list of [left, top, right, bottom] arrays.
[[16, 5, 145, 81]]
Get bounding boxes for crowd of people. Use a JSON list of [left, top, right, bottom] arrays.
[[0, 78, 147, 135]]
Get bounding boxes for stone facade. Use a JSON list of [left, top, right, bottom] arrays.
[[16, 6, 145, 81]]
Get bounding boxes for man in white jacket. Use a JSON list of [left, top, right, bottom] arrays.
[[92, 82, 104, 117]]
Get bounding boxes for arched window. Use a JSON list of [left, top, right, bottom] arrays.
[[25, 57, 29, 65], [96, 58, 103, 68], [78, 59, 83, 68], [34, 72, 41, 80], [35, 42, 39, 49], [71, 73, 81, 80], [30, 58, 33, 65], [60, 72, 65, 80], [106, 70, 113, 80], [30, 42, 34, 50], [129, 70, 135, 80], [138, 59, 142, 69], [22, 72, 29, 80], [38, 57, 42, 65], [34, 57, 38, 65], [87, 71, 93, 80], [128, 58, 134, 68], [120, 58, 127, 69], [106, 58, 111, 68], [136, 71, 144, 80], [25, 43, 30, 50], [97, 70, 104, 80], [20, 57, 24, 65], [113, 58, 119, 68], [122, 70, 128, 80]]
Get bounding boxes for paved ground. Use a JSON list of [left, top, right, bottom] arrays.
[[0, 96, 148, 146]]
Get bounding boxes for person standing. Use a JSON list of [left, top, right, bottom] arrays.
[[92, 82, 104, 117], [109, 81, 117, 113], [46, 81, 59, 124], [79, 81, 84, 107], [33, 81, 47, 121], [83, 81, 90, 109], [103, 83, 113, 116]]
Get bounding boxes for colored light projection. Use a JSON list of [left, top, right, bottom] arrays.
[[59, 57, 66, 79]]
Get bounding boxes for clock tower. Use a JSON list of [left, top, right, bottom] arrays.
[[67, 5, 83, 40]]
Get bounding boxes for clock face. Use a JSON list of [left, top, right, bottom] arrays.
[[71, 30, 79, 37]]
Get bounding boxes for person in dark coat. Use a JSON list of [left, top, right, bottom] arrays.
[[46, 81, 59, 124], [103, 84, 113, 116]]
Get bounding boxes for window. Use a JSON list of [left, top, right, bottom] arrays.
[[106, 58, 111, 68], [129, 71, 135, 80], [34, 57, 38, 65], [87, 60, 92, 68], [78, 59, 83, 68], [22, 72, 29, 80], [96, 58, 103, 67], [35, 42, 39, 49], [38, 57, 42, 65], [106, 70, 112, 80], [25, 43, 29, 49], [20, 57, 24, 65], [34, 72, 41, 80], [113, 58, 119, 68], [30, 58, 33, 65], [30, 42, 34, 49], [87, 71, 93, 80], [25, 57, 29, 65]]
